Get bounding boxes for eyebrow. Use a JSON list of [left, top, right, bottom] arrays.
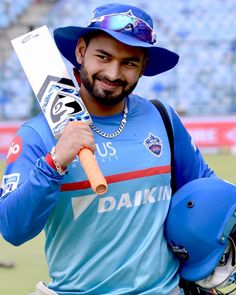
[[95, 49, 143, 63]]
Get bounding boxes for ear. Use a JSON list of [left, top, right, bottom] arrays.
[[75, 38, 87, 64], [139, 56, 148, 78], [73, 67, 81, 86]]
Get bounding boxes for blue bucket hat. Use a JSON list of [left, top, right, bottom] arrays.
[[53, 3, 179, 76]]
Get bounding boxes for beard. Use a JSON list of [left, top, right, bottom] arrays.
[[79, 63, 138, 106]]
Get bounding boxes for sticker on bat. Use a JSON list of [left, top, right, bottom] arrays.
[[38, 76, 92, 136]]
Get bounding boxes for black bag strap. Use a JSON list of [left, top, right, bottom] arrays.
[[151, 100, 203, 295], [150, 99, 175, 193]]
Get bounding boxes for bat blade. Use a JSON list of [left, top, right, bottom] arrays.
[[11, 26, 107, 195], [11, 26, 91, 137]]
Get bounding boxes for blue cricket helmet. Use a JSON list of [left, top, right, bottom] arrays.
[[165, 177, 236, 282]]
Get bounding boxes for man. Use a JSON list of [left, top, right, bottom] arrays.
[[0, 3, 214, 295]]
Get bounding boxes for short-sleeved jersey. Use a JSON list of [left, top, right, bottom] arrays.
[[0, 95, 214, 294]]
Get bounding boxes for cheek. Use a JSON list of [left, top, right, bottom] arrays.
[[124, 70, 142, 85], [84, 58, 103, 78]]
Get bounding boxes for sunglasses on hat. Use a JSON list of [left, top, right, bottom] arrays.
[[88, 11, 157, 45]]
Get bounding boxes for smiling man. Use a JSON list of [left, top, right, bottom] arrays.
[[76, 32, 147, 109], [0, 3, 215, 295]]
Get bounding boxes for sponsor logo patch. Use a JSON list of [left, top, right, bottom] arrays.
[[144, 133, 163, 157], [1, 173, 20, 197], [169, 241, 189, 261], [6, 136, 22, 164], [71, 185, 171, 219]]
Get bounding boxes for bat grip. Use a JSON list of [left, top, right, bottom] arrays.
[[78, 148, 107, 195]]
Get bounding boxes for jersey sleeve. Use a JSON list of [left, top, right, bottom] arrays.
[[170, 107, 215, 192], [0, 123, 63, 246]]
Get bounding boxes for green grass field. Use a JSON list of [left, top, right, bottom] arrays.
[[0, 154, 235, 295]]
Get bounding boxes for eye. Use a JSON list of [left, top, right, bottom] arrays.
[[96, 54, 110, 61], [124, 61, 139, 67]]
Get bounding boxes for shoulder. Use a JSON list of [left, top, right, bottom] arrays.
[[129, 94, 177, 122], [128, 94, 163, 115], [21, 112, 48, 131], [17, 112, 55, 150]]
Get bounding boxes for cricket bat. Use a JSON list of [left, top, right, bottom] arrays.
[[11, 25, 107, 195]]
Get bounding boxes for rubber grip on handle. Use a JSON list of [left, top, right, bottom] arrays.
[[78, 148, 108, 195]]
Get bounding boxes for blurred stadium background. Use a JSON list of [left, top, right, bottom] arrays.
[[0, 0, 236, 294], [0, 0, 236, 158]]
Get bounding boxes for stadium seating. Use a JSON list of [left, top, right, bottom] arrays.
[[0, 0, 33, 28], [0, 0, 236, 118]]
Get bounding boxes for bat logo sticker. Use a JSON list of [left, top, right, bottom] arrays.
[[38, 76, 92, 136], [50, 92, 83, 123]]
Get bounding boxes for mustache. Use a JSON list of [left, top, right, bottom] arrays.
[[95, 74, 127, 87]]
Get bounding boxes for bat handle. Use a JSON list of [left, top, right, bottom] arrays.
[[78, 148, 108, 195]]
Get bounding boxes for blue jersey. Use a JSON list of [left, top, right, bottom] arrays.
[[0, 95, 214, 294]]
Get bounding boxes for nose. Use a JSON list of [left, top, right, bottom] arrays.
[[104, 61, 122, 81]]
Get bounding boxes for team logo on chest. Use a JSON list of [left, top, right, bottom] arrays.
[[143, 133, 163, 157]]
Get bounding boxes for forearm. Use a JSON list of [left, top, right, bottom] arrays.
[[0, 158, 63, 246]]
